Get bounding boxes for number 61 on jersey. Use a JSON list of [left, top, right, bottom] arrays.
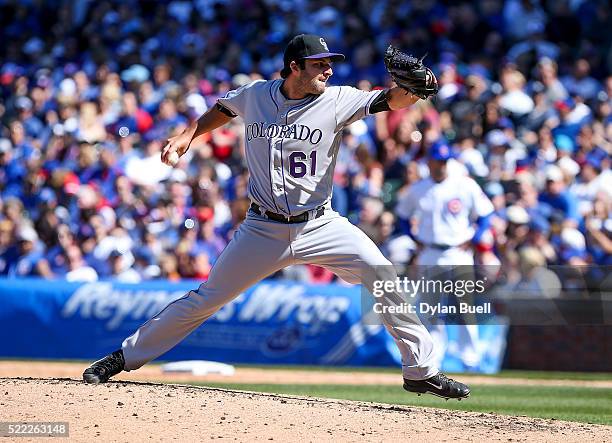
[[288, 151, 317, 178]]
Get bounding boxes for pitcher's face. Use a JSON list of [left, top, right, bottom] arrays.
[[298, 58, 333, 95]]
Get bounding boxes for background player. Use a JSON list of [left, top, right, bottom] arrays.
[[83, 34, 470, 400], [396, 141, 495, 370]]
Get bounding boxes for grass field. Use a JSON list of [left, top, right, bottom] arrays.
[[194, 370, 612, 426], [233, 365, 612, 381]]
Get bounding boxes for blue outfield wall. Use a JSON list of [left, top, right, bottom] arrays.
[[0, 278, 507, 373]]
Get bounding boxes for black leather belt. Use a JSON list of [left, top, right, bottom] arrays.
[[427, 243, 453, 250], [250, 203, 325, 224], [424, 242, 469, 250]]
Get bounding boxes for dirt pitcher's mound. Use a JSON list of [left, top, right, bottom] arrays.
[[2, 378, 610, 442]]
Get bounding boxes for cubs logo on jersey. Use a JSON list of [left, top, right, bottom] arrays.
[[447, 198, 463, 214]]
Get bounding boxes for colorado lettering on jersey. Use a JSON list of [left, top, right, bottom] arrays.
[[246, 122, 323, 145]]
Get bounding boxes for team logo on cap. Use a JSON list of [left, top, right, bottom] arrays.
[[319, 38, 329, 51], [447, 198, 462, 214]]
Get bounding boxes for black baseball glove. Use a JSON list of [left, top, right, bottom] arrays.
[[384, 45, 438, 100]]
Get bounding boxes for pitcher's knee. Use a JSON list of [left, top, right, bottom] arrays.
[[367, 258, 397, 280], [359, 249, 393, 269], [360, 258, 398, 290], [194, 283, 241, 315]]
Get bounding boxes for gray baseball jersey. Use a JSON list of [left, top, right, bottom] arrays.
[[121, 80, 439, 380], [217, 79, 380, 215]]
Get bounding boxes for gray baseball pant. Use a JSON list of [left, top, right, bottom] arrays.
[[122, 209, 438, 380]]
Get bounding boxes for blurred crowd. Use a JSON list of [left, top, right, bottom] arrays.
[[0, 0, 610, 286]]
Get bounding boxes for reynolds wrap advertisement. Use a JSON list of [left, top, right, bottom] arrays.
[[0, 278, 507, 373]]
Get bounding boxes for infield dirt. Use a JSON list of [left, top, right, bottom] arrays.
[[2, 377, 611, 442]]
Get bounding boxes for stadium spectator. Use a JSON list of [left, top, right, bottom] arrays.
[[159, 253, 181, 281], [0, 219, 14, 254], [535, 58, 568, 106], [61, 244, 98, 282], [525, 216, 557, 264], [108, 249, 141, 283], [584, 192, 612, 265], [375, 210, 416, 270], [557, 227, 589, 266], [500, 246, 562, 299], [499, 67, 535, 118], [0, 225, 43, 277], [539, 165, 581, 228]]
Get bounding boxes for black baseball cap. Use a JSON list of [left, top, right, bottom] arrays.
[[280, 34, 345, 78]]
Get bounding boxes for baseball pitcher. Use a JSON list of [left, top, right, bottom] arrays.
[[83, 35, 469, 399]]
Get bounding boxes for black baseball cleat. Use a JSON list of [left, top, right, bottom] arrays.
[[403, 372, 470, 400], [83, 350, 125, 384]]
